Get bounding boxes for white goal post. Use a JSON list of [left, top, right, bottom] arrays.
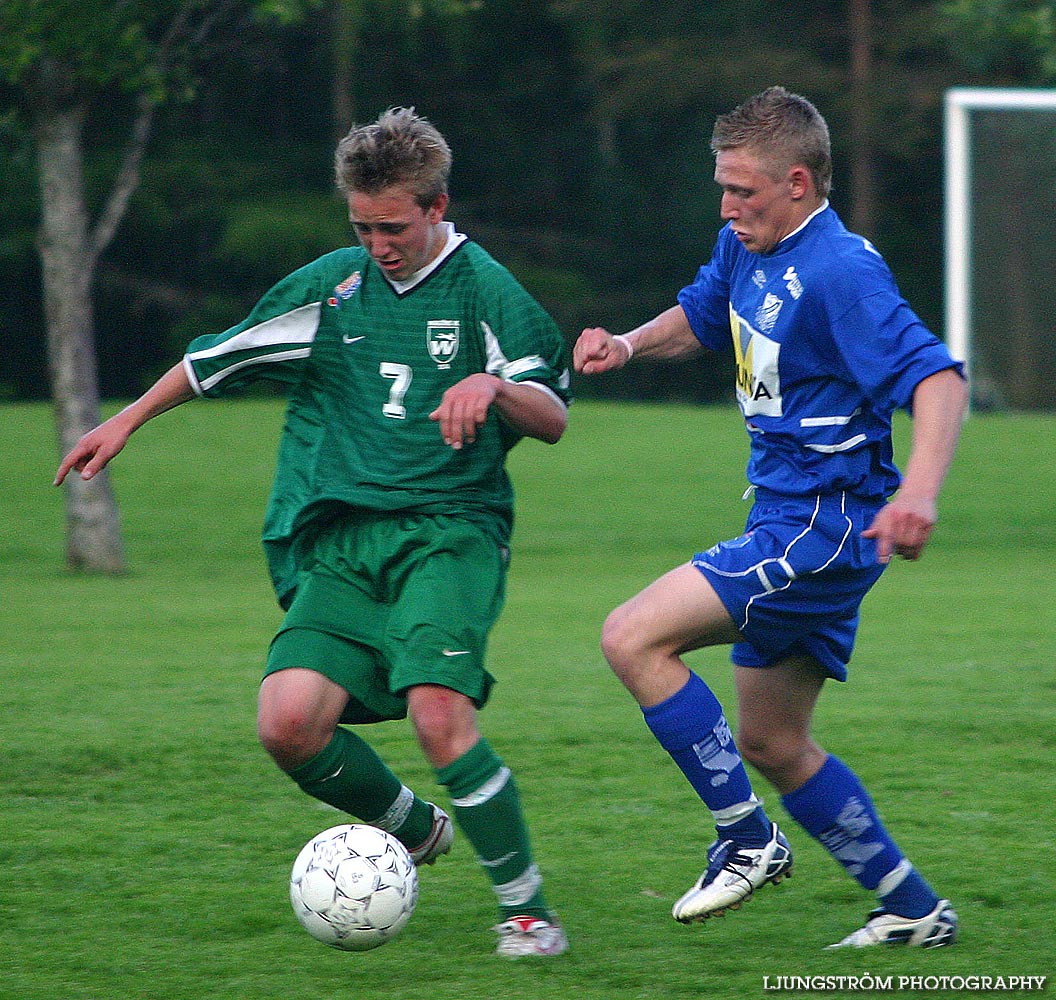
[[944, 87, 1056, 404]]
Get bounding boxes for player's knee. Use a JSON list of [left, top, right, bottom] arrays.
[[737, 727, 813, 785], [257, 705, 330, 772], [600, 604, 652, 682], [407, 685, 479, 768]]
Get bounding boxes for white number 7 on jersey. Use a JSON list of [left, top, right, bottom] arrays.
[[379, 362, 412, 419]]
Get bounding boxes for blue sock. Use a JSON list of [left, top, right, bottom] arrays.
[[642, 672, 770, 845], [782, 755, 939, 918]]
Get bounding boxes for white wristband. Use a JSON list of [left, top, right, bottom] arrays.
[[614, 334, 634, 360]]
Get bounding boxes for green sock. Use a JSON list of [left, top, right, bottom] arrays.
[[436, 739, 550, 921], [287, 727, 434, 847]]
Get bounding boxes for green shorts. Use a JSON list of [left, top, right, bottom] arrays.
[[265, 512, 507, 724]]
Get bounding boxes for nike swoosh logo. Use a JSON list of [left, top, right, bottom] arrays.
[[342, 335, 365, 344], [442, 649, 470, 657], [479, 850, 518, 868]]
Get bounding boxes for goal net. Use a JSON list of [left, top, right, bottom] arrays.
[[944, 87, 1056, 411]]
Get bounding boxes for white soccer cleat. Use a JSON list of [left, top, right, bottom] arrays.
[[672, 822, 793, 923], [827, 899, 958, 949], [407, 803, 454, 866], [493, 915, 569, 957]]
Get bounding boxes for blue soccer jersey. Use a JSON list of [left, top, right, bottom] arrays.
[[677, 204, 962, 499]]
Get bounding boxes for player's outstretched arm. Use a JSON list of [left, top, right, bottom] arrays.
[[54, 362, 196, 485], [862, 367, 968, 563], [574, 305, 700, 375], [573, 326, 631, 374]]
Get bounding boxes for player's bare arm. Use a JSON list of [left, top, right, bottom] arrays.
[[429, 372, 567, 450], [54, 361, 196, 485], [862, 366, 968, 563], [574, 305, 701, 374]]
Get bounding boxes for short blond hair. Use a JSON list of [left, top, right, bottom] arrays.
[[711, 86, 832, 198], [334, 107, 452, 208]]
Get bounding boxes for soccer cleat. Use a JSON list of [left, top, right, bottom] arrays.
[[827, 899, 958, 949], [493, 915, 569, 957], [672, 821, 793, 923], [407, 803, 454, 866]]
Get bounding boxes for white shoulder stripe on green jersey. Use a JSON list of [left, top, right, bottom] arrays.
[[194, 348, 313, 393], [502, 355, 549, 379], [189, 303, 322, 361], [186, 302, 322, 393], [481, 320, 545, 381]]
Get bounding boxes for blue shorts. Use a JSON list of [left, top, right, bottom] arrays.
[[691, 490, 887, 681]]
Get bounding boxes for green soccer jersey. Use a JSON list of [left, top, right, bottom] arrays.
[[184, 226, 572, 607]]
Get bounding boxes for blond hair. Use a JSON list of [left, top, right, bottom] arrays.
[[711, 86, 832, 198], [334, 107, 452, 208]]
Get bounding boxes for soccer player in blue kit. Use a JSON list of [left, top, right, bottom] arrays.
[[574, 86, 968, 948]]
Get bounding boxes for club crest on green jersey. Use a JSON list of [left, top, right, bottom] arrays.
[[427, 320, 460, 368]]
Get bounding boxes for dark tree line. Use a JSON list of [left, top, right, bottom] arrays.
[[3, 0, 1055, 411]]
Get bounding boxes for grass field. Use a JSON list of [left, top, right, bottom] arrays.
[[2, 399, 1053, 1000]]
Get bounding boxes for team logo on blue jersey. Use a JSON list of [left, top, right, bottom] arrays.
[[427, 320, 460, 368], [783, 266, 803, 299], [755, 292, 783, 334]]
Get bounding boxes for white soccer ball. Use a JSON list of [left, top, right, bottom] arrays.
[[290, 824, 418, 951]]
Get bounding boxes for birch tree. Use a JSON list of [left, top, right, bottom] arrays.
[[0, 0, 309, 572]]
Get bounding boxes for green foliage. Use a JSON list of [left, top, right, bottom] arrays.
[[3, 400, 1055, 997], [0, 0, 156, 93], [217, 193, 352, 287], [939, 0, 1056, 81], [0, 0, 322, 97], [4, 1, 1056, 403]]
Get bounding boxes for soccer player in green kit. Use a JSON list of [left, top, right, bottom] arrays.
[[55, 108, 572, 958]]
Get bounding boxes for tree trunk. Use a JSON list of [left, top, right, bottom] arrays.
[[36, 104, 127, 573], [331, 0, 360, 136], [848, 0, 877, 238]]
